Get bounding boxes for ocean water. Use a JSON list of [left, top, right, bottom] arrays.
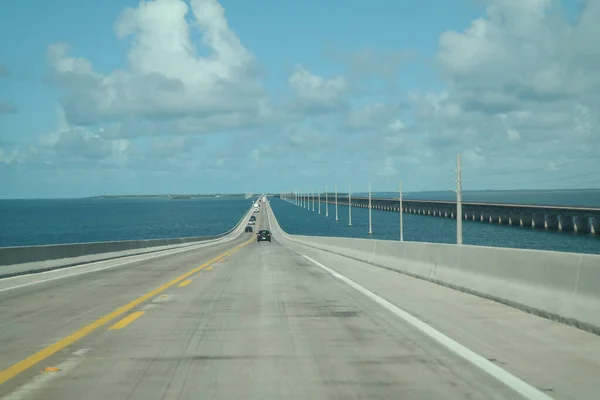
[[1, 190, 598, 254], [270, 198, 600, 255], [0, 197, 253, 247]]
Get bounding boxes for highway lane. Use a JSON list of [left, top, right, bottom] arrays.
[[264, 202, 600, 399], [0, 223, 256, 391], [0, 207, 599, 399], [1, 210, 518, 400]]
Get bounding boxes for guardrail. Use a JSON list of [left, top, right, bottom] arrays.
[[266, 202, 600, 334], [0, 206, 254, 277]]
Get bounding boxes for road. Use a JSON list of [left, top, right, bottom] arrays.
[[1, 206, 600, 399]]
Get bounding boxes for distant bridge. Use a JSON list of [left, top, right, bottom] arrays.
[[281, 193, 600, 234]]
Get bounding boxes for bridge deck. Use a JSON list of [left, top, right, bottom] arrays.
[[1, 210, 599, 399], [332, 196, 600, 212]]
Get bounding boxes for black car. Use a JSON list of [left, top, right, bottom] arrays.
[[245, 225, 253, 232], [256, 229, 272, 242], [249, 215, 256, 221]]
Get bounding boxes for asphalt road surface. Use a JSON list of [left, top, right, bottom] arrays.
[[1, 207, 600, 399]]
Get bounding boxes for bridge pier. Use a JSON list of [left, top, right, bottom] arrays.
[[545, 214, 559, 230], [498, 213, 510, 225], [532, 213, 545, 229], [559, 216, 575, 232], [508, 213, 520, 226], [520, 214, 533, 228], [487, 211, 500, 223], [575, 216, 591, 234]]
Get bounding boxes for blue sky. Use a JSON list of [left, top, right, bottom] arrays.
[[1, 0, 598, 198]]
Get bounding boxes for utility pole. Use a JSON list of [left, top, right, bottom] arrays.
[[312, 189, 315, 211], [456, 153, 463, 245], [326, 186, 329, 217], [368, 182, 372, 234], [335, 185, 339, 221], [318, 191, 321, 214], [348, 183, 352, 226], [399, 180, 403, 242]]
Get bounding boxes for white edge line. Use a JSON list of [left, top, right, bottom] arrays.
[[275, 239, 553, 400], [0, 208, 254, 293]]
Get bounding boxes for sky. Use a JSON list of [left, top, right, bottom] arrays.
[[1, 0, 599, 198]]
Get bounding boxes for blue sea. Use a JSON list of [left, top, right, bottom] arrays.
[[0, 190, 598, 254], [0, 197, 253, 247]]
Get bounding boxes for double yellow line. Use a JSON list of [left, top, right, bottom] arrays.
[[0, 237, 253, 385]]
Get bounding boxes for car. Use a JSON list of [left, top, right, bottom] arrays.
[[249, 216, 256, 221], [254, 207, 260, 213], [256, 229, 272, 242], [248, 220, 255, 225], [245, 225, 253, 232]]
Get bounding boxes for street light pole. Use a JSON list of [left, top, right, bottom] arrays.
[[399, 180, 403, 242], [368, 182, 372, 234], [456, 154, 463, 245], [318, 191, 321, 214], [326, 186, 329, 217], [348, 183, 352, 226], [335, 185, 339, 221]]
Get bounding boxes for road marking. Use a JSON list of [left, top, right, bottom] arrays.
[[178, 279, 192, 287], [296, 252, 553, 400], [205, 266, 213, 271], [108, 311, 145, 330], [3, 349, 90, 400], [0, 238, 252, 385]]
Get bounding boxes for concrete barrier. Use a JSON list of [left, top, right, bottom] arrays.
[[266, 202, 600, 334], [0, 206, 254, 278]]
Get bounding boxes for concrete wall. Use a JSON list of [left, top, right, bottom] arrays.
[[0, 206, 254, 278], [266, 203, 600, 334]]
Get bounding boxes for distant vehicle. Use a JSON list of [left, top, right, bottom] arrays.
[[245, 225, 253, 233], [256, 229, 272, 243], [249, 215, 256, 221], [254, 207, 259, 213], [248, 220, 255, 225]]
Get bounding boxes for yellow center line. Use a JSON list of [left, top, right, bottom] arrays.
[[108, 311, 145, 330], [0, 237, 253, 385], [205, 266, 213, 271], [178, 279, 192, 287]]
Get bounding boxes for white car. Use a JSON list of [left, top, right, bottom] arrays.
[[248, 220, 255, 225]]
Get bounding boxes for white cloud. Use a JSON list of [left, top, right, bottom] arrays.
[[507, 129, 521, 142], [409, 0, 600, 170], [289, 66, 348, 112], [388, 119, 405, 132], [48, 0, 267, 132], [377, 157, 397, 176], [0, 147, 27, 164]]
